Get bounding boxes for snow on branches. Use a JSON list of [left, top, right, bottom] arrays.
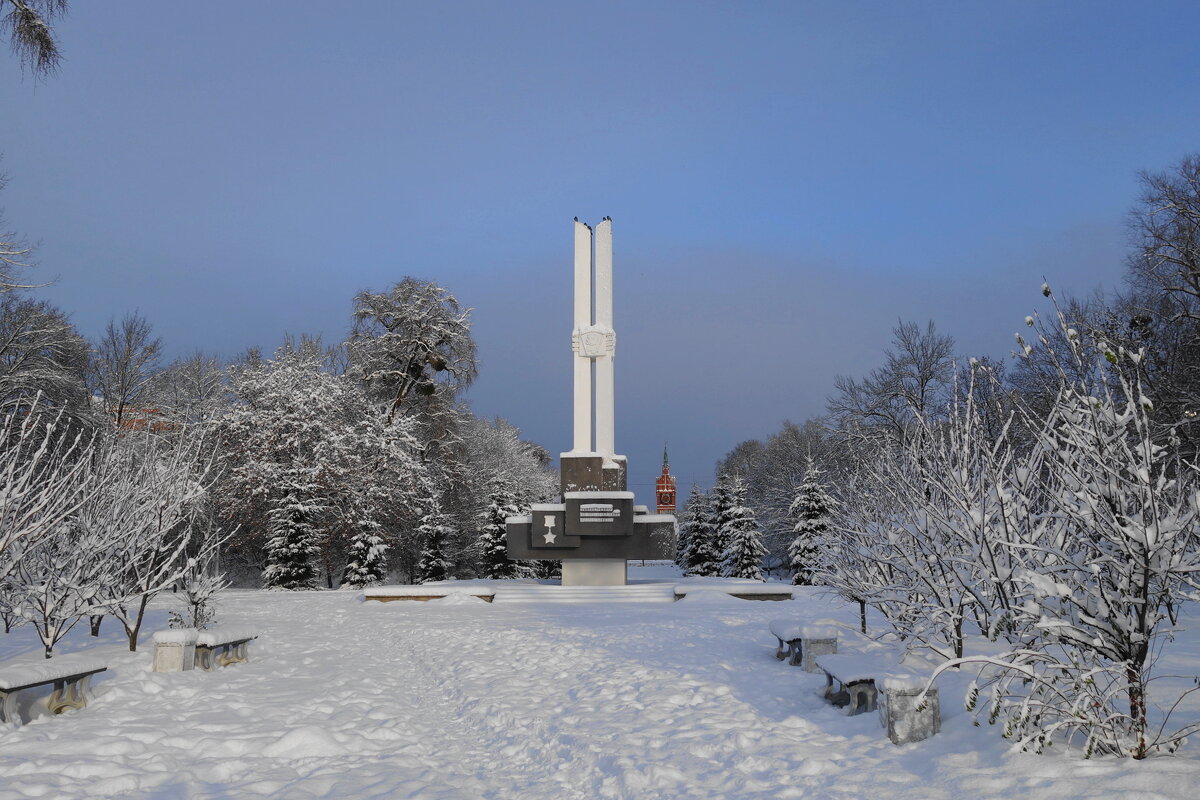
[[831, 302, 1200, 757]]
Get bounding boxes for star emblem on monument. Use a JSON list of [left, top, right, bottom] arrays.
[[543, 516, 556, 544]]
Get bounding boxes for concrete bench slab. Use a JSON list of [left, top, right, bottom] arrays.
[[768, 619, 838, 670], [194, 626, 258, 671], [0, 652, 108, 724]]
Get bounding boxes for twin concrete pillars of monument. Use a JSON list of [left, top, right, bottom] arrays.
[[505, 219, 676, 585]]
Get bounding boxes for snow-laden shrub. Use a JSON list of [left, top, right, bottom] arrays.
[[949, 338, 1200, 757], [835, 300, 1200, 757], [169, 552, 229, 630]]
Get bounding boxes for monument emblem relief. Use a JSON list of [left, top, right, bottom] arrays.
[[505, 218, 676, 585]]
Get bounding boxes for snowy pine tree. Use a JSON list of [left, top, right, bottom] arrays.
[[341, 518, 389, 588], [674, 484, 701, 569], [263, 485, 322, 590], [415, 503, 455, 584], [710, 475, 734, 563], [787, 459, 834, 586], [719, 476, 766, 580], [683, 487, 722, 577], [478, 482, 519, 580]]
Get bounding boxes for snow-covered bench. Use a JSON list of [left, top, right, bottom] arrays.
[[194, 626, 258, 671], [153, 629, 200, 672], [768, 619, 837, 670], [814, 653, 940, 744], [0, 652, 107, 724]]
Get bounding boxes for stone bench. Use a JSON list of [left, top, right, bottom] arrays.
[[194, 626, 258, 671], [814, 653, 941, 744], [767, 619, 837, 671], [0, 652, 108, 724]]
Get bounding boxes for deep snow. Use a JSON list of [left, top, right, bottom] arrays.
[[1, 565, 1197, 799]]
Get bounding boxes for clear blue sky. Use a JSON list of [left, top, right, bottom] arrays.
[[2, 1, 1198, 492]]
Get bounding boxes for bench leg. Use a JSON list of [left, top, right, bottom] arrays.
[[847, 681, 877, 715], [787, 640, 803, 667], [47, 675, 91, 715], [196, 645, 214, 671], [216, 641, 251, 668], [0, 690, 15, 724], [774, 637, 787, 660]]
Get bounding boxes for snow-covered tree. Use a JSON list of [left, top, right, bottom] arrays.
[[169, 539, 228, 631], [7, 518, 114, 658], [263, 484, 323, 590], [710, 475, 734, 562], [347, 278, 477, 426], [478, 481, 519, 580], [941, 306, 1200, 758], [89, 429, 222, 649], [719, 476, 766, 580], [0, 572, 20, 633], [0, 403, 96, 577], [674, 484, 700, 569], [0, 293, 92, 419], [787, 459, 834, 585], [415, 500, 454, 584], [341, 518, 389, 589], [683, 487, 722, 577], [149, 351, 225, 427], [217, 339, 428, 587], [88, 311, 162, 430]]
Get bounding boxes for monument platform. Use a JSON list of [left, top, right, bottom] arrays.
[[362, 579, 795, 603]]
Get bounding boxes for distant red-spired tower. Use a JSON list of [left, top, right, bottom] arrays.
[[656, 445, 677, 513]]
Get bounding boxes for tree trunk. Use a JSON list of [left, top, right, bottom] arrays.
[[1127, 664, 1148, 759], [126, 595, 151, 652], [953, 609, 964, 660], [858, 599, 867, 634], [90, 615, 103, 636]]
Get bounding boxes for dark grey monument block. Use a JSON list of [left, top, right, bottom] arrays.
[[560, 455, 627, 493]]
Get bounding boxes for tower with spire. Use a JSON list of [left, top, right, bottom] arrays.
[[655, 445, 677, 514]]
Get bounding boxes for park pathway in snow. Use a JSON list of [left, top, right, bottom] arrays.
[[1, 583, 1198, 799]]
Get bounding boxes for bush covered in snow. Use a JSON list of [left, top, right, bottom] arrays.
[[828, 303, 1200, 757]]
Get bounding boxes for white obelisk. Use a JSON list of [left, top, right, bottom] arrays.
[[570, 217, 617, 465], [572, 219, 592, 454], [593, 218, 616, 466]]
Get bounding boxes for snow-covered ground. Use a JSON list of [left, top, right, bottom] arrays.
[[1, 565, 1198, 799]]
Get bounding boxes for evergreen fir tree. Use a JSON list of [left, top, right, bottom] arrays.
[[683, 487, 722, 576], [719, 475, 766, 580], [415, 503, 455, 583], [675, 484, 701, 569], [532, 560, 562, 580], [711, 474, 735, 573], [787, 458, 834, 586], [341, 518, 389, 588], [263, 485, 322, 590], [479, 481, 519, 580]]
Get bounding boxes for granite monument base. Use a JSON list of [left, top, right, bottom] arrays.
[[561, 559, 628, 587]]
